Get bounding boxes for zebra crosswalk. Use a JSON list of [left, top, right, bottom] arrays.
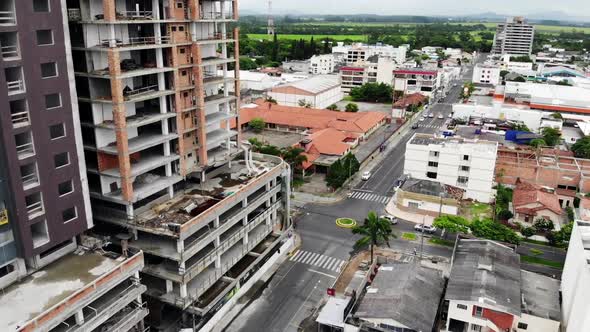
[[417, 124, 442, 129], [289, 250, 347, 273], [349, 191, 390, 204]]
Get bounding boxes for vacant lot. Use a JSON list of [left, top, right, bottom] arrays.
[[247, 34, 368, 41], [242, 130, 304, 148]]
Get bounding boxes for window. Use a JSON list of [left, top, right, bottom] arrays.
[[458, 176, 469, 185], [428, 161, 438, 167], [460, 165, 470, 172], [40, 62, 57, 78], [179, 26, 184, 32], [45, 93, 61, 109], [58, 180, 74, 196], [474, 306, 483, 317], [36, 29, 53, 46], [180, 48, 186, 54], [408, 202, 420, 209], [430, 151, 439, 157], [49, 123, 65, 139], [470, 324, 482, 332], [426, 172, 437, 179], [517, 322, 528, 330], [463, 155, 470, 161], [62, 207, 77, 223], [33, 0, 50, 12], [54, 152, 69, 168], [457, 304, 468, 310], [181, 70, 187, 76]]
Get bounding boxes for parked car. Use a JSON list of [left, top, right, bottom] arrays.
[[437, 114, 444, 119], [428, 113, 434, 118], [414, 224, 437, 234], [419, 117, 425, 122], [361, 171, 371, 180], [411, 123, 419, 129], [448, 113, 453, 118], [380, 215, 398, 225]]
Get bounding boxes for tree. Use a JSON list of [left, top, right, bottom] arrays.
[[500, 70, 510, 79], [511, 76, 527, 83], [281, 146, 307, 174], [554, 222, 573, 245], [551, 112, 563, 119], [497, 210, 514, 221], [571, 136, 590, 158], [297, 99, 312, 108], [239, 57, 258, 70], [265, 96, 277, 104], [326, 104, 339, 111], [351, 211, 396, 264], [249, 118, 265, 133], [433, 215, 470, 237], [470, 218, 521, 244], [345, 103, 359, 113], [529, 138, 547, 148], [341, 153, 360, 176], [349, 83, 393, 103], [533, 218, 555, 233], [271, 33, 279, 61], [326, 160, 347, 189], [510, 55, 533, 63], [521, 227, 536, 239], [541, 127, 561, 146], [512, 123, 531, 132], [566, 207, 575, 222]]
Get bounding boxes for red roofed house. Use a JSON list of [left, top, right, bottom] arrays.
[[295, 128, 359, 174], [512, 179, 564, 227], [237, 101, 388, 140], [392, 92, 428, 118]]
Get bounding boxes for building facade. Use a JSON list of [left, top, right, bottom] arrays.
[[561, 220, 590, 332], [267, 75, 342, 108], [472, 63, 501, 85], [309, 54, 334, 75], [403, 134, 498, 203], [492, 16, 535, 55], [0, 0, 93, 281], [393, 68, 441, 99]]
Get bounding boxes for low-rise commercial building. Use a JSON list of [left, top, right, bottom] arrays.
[[561, 220, 590, 332], [393, 177, 464, 216], [336, 43, 407, 65], [310, 54, 335, 74], [393, 68, 442, 99], [404, 134, 498, 203], [339, 56, 396, 94], [267, 75, 342, 109], [443, 239, 561, 332]]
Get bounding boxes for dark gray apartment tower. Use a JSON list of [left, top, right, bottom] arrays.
[[0, 0, 92, 286]]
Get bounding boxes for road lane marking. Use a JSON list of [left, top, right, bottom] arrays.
[[308, 268, 337, 279]]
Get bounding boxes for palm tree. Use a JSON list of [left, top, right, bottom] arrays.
[[351, 211, 396, 264], [281, 147, 307, 173]]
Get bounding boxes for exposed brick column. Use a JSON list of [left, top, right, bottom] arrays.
[[233, 27, 242, 144], [103, 0, 117, 22], [108, 49, 133, 201], [188, 0, 199, 20], [170, 46, 188, 176], [192, 43, 208, 167], [233, 0, 239, 20]]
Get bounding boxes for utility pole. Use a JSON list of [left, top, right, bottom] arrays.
[[267, 0, 275, 36], [419, 214, 425, 260]]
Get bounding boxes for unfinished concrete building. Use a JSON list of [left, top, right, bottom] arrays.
[[65, 1, 293, 330], [496, 148, 590, 208]]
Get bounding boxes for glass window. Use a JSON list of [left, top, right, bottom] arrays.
[[45, 93, 61, 109], [36, 30, 53, 45], [49, 123, 66, 139], [33, 0, 50, 12], [40, 62, 57, 78]]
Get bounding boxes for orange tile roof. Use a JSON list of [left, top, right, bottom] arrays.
[[393, 93, 427, 108], [513, 179, 563, 215], [238, 101, 387, 135]]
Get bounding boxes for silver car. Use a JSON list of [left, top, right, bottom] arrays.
[[380, 215, 398, 225]]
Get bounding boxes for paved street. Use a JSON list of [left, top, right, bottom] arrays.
[[225, 60, 479, 332]]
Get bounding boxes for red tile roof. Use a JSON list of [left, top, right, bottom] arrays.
[[393, 93, 427, 108], [296, 128, 356, 169], [513, 179, 563, 215], [238, 101, 388, 135]]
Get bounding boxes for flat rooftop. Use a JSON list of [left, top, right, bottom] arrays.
[[0, 248, 138, 331], [409, 133, 499, 152], [454, 126, 516, 147], [520, 270, 561, 321], [124, 157, 280, 234]]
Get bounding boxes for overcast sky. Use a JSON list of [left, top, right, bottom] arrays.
[[239, 0, 590, 17]]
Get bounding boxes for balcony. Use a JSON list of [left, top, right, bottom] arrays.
[[97, 36, 170, 49], [5, 67, 25, 95], [20, 163, 40, 191], [206, 129, 238, 148], [25, 192, 44, 220], [195, 32, 234, 45], [0, 1, 15, 25], [0, 31, 19, 60], [9, 99, 30, 128], [14, 131, 35, 160]]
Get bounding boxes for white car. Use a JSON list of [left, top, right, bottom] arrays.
[[361, 171, 371, 181], [419, 117, 425, 122], [414, 224, 437, 234], [380, 215, 398, 225], [437, 114, 444, 119], [448, 113, 453, 118], [428, 113, 434, 118]]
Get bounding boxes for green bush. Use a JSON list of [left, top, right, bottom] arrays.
[[470, 218, 521, 245], [497, 210, 513, 221]]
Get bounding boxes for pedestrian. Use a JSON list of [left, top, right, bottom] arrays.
[[413, 248, 417, 256]]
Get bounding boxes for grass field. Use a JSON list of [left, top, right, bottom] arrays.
[[520, 254, 564, 269], [402, 232, 417, 241], [292, 21, 590, 34], [247, 34, 368, 41], [428, 238, 455, 247]]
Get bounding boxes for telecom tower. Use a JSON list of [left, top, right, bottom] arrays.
[[267, 0, 275, 35]]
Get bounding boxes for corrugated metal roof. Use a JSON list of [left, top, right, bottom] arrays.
[[273, 75, 340, 94]]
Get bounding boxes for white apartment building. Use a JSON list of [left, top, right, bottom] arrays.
[[403, 134, 498, 203], [393, 68, 442, 99], [309, 54, 335, 74], [492, 16, 535, 55], [335, 43, 407, 65], [339, 56, 396, 94], [472, 63, 501, 85], [561, 220, 590, 332]]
